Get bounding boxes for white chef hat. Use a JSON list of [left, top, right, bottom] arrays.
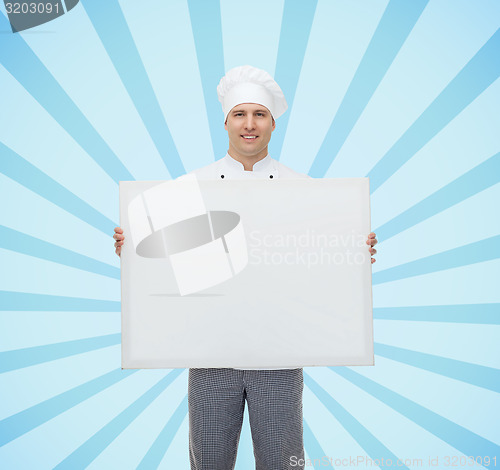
[[217, 65, 288, 121]]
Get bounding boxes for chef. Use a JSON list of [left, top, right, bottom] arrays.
[[114, 65, 378, 470], [191, 65, 308, 182]]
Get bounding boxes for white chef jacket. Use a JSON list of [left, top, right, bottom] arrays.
[[190, 153, 309, 370], [191, 153, 310, 180]]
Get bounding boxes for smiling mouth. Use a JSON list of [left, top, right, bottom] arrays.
[[241, 135, 258, 140]]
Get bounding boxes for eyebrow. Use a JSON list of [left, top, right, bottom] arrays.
[[232, 109, 269, 114]]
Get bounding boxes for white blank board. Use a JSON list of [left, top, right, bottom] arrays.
[[120, 178, 373, 368]]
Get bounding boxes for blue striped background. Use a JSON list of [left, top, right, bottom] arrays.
[[0, 0, 499, 468]]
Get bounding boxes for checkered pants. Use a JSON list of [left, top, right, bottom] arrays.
[[189, 368, 304, 470]]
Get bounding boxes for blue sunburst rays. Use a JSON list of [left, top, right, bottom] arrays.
[[0, 248, 119, 302], [373, 152, 500, 243], [0, 291, 120, 312], [0, 309, 119, 352], [81, 1, 184, 179], [156, 415, 190, 470], [351, 356, 500, 446], [371, 258, 500, 336], [303, 380, 373, 466], [371, 167, 500, 268], [331, 366, 500, 459], [117, 0, 214, 174], [0, 333, 120, 374], [136, 395, 187, 470], [373, 260, 500, 310], [83, 376, 188, 469], [0, 141, 121, 267], [302, 418, 328, 465], [1, 6, 173, 183], [52, 369, 184, 470], [268, 0, 318, 161], [373, 320, 500, 369], [373, 304, 500, 325], [369, 75, 500, 232], [370, 178, 500, 284], [0, 345, 123, 425], [0, 368, 137, 447], [308, 0, 429, 178], [1, 142, 113, 278], [279, 0, 389, 175], [320, 1, 500, 182], [304, 367, 469, 466], [0, 65, 119, 224], [373, 342, 500, 393], [220, 0, 284, 77], [0, 13, 135, 185], [0, 368, 182, 469], [187, 0, 226, 160], [0, 225, 120, 280], [366, 27, 500, 193], [304, 371, 411, 469], [372, 186, 499, 317], [0, 143, 115, 234], [373, 234, 500, 285], [0, 168, 118, 271]]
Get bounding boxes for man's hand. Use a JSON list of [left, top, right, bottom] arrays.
[[366, 232, 378, 264], [113, 227, 125, 257]]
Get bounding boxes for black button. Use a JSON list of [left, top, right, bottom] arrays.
[[269, 175, 274, 179], [220, 174, 225, 179]]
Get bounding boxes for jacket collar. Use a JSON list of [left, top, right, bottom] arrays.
[[223, 153, 273, 173]]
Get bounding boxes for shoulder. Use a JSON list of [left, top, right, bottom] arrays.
[[189, 159, 223, 180], [273, 159, 311, 179]]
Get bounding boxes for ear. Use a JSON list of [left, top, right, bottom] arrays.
[[272, 117, 276, 131], [224, 119, 228, 131]]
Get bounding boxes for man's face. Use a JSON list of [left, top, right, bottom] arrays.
[[225, 103, 275, 161]]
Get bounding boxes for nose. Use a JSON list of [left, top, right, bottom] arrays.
[[244, 115, 255, 130]]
